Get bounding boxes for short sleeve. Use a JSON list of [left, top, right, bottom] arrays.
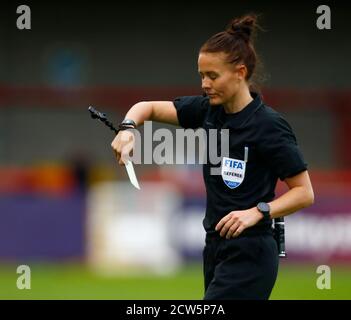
[[258, 113, 308, 180], [173, 96, 209, 129]]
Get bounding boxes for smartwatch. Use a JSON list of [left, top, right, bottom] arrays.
[[119, 119, 137, 130], [256, 202, 271, 222]]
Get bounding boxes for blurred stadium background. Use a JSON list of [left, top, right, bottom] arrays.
[[1, 1, 351, 299]]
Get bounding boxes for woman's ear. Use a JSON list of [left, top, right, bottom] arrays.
[[236, 64, 248, 81]]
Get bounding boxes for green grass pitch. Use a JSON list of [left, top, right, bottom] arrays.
[[0, 262, 350, 300]]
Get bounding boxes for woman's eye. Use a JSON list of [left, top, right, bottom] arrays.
[[199, 73, 217, 80]]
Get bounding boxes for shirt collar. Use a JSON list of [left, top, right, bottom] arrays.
[[217, 92, 263, 129]]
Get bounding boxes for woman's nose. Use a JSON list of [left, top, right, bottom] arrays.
[[202, 79, 211, 90]]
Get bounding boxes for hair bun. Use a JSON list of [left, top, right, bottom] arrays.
[[226, 14, 257, 40]]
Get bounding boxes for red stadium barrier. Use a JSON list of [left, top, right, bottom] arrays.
[[1, 85, 350, 166], [1, 85, 350, 111]]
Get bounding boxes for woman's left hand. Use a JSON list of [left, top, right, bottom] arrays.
[[215, 208, 264, 239]]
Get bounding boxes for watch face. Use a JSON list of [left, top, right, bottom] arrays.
[[123, 120, 135, 125], [258, 202, 270, 213], [121, 119, 136, 128]]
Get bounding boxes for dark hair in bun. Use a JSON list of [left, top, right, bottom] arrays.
[[200, 14, 264, 89], [226, 15, 257, 40]]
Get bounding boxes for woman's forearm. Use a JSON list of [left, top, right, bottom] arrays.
[[123, 101, 179, 126], [268, 185, 314, 219], [124, 101, 153, 127]]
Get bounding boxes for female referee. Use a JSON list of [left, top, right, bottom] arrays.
[[111, 14, 314, 300]]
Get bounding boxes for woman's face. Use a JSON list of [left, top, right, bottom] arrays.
[[198, 51, 246, 106]]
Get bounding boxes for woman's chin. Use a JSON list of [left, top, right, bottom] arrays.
[[209, 96, 222, 105]]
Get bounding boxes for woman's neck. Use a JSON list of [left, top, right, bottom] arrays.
[[223, 87, 253, 114]]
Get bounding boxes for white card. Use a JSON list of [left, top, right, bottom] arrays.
[[125, 160, 140, 190]]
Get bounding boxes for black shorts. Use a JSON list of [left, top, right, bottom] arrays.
[[203, 226, 279, 300]]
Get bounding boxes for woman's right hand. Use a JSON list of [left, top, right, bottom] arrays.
[[110, 101, 178, 165], [111, 130, 135, 165]]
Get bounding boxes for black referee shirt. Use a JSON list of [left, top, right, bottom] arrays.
[[173, 92, 307, 233]]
